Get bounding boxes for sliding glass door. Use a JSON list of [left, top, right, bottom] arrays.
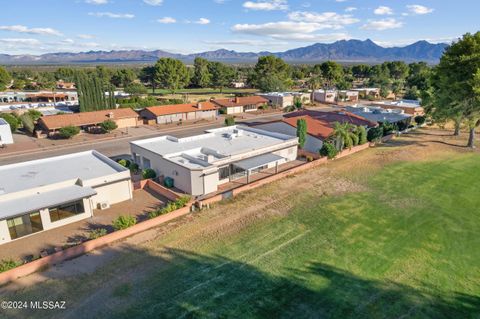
[[7, 212, 44, 240]]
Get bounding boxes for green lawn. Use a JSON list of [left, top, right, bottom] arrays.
[[3, 148, 480, 318]]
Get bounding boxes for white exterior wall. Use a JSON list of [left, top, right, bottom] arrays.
[[226, 106, 243, 114], [89, 180, 133, 209], [254, 122, 324, 154], [0, 123, 14, 145], [0, 221, 10, 244], [0, 197, 94, 244], [157, 113, 184, 124], [131, 145, 194, 194]]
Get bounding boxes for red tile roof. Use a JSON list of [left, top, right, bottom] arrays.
[[145, 102, 217, 117], [282, 115, 334, 139], [285, 110, 378, 127], [212, 96, 268, 108], [40, 108, 138, 130]]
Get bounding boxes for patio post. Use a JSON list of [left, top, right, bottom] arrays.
[[247, 170, 250, 184], [275, 161, 279, 174]]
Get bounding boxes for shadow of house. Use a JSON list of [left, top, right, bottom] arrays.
[[2, 247, 478, 319]]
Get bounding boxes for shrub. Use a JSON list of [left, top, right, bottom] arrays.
[[89, 228, 107, 240], [397, 121, 408, 131], [224, 116, 235, 126], [142, 168, 157, 180], [58, 125, 80, 139], [415, 116, 426, 125], [100, 119, 118, 133], [381, 121, 396, 136], [350, 132, 359, 146], [112, 215, 137, 230], [357, 126, 368, 145], [148, 196, 191, 219], [306, 155, 314, 162], [20, 113, 35, 134], [27, 109, 42, 121], [129, 163, 139, 173], [0, 113, 19, 132], [367, 126, 384, 142], [117, 159, 131, 168], [0, 259, 20, 273], [319, 142, 338, 159], [218, 108, 226, 115]]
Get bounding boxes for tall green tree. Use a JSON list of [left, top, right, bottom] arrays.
[[192, 57, 212, 88], [154, 58, 189, 94], [319, 61, 344, 88], [332, 122, 353, 151], [296, 118, 307, 149], [110, 69, 136, 88], [76, 71, 114, 112], [208, 62, 234, 92], [431, 32, 480, 148], [0, 66, 11, 91], [250, 56, 291, 92], [139, 66, 156, 94]]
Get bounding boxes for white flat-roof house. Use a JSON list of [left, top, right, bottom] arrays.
[[312, 90, 337, 104], [0, 118, 14, 145], [130, 126, 298, 197], [258, 92, 311, 109], [0, 151, 133, 245]]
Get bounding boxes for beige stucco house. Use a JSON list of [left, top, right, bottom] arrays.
[[0, 151, 133, 245]]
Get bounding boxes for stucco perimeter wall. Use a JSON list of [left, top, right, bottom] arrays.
[[0, 204, 193, 286]]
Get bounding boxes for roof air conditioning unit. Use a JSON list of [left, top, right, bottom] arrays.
[[98, 201, 110, 210]]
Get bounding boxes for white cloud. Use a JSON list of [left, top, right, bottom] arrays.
[[77, 34, 95, 39], [335, 0, 347, 2], [143, 0, 163, 6], [157, 17, 176, 24], [85, 0, 108, 4], [0, 25, 62, 36], [88, 12, 135, 19], [0, 38, 41, 46], [195, 18, 211, 25], [243, 0, 288, 11], [345, 7, 356, 12], [406, 5, 434, 15], [288, 11, 359, 28], [361, 18, 403, 30], [374, 6, 393, 15], [232, 21, 350, 42]]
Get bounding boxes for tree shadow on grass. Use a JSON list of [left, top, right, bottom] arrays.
[[1, 248, 479, 319]]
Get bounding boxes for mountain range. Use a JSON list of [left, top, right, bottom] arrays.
[[0, 39, 449, 64]]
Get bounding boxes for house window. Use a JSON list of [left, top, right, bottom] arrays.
[[244, 104, 257, 111], [49, 201, 85, 222], [219, 166, 230, 180], [7, 212, 44, 240], [143, 157, 151, 169]]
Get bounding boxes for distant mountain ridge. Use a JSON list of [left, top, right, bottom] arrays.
[[0, 39, 449, 64]]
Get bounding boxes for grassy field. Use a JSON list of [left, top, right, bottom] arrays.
[[1, 129, 480, 319]]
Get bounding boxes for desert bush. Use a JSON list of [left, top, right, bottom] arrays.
[[142, 168, 157, 180], [224, 116, 235, 126], [129, 163, 139, 173], [148, 196, 191, 219], [0, 259, 20, 273], [27, 109, 42, 121], [357, 126, 368, 145], [0, 113, 20, 132], [367, 126, 384, 142], [117, 159, 131, 168], [414, 116, 426, 125], [20, 113, 35, 134], [319, 142, 338, 159], [58, 125, 80, 139], [100, 119, 118, 133], [89, 228, 107, 240], [112, 215, 137, 230], [350, 132, 359, 146]]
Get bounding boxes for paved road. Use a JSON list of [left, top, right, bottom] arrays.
[[0, 112, 285, 165]]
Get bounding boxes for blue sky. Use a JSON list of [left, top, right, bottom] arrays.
[[0, 0, 478, 55]]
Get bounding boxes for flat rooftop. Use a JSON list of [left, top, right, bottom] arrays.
[[0, 150, 127, 195], [373, 100, 421, 108], [131, 126, 297, 169]]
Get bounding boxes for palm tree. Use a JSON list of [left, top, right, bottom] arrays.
[[332, 122, 353, 151]]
